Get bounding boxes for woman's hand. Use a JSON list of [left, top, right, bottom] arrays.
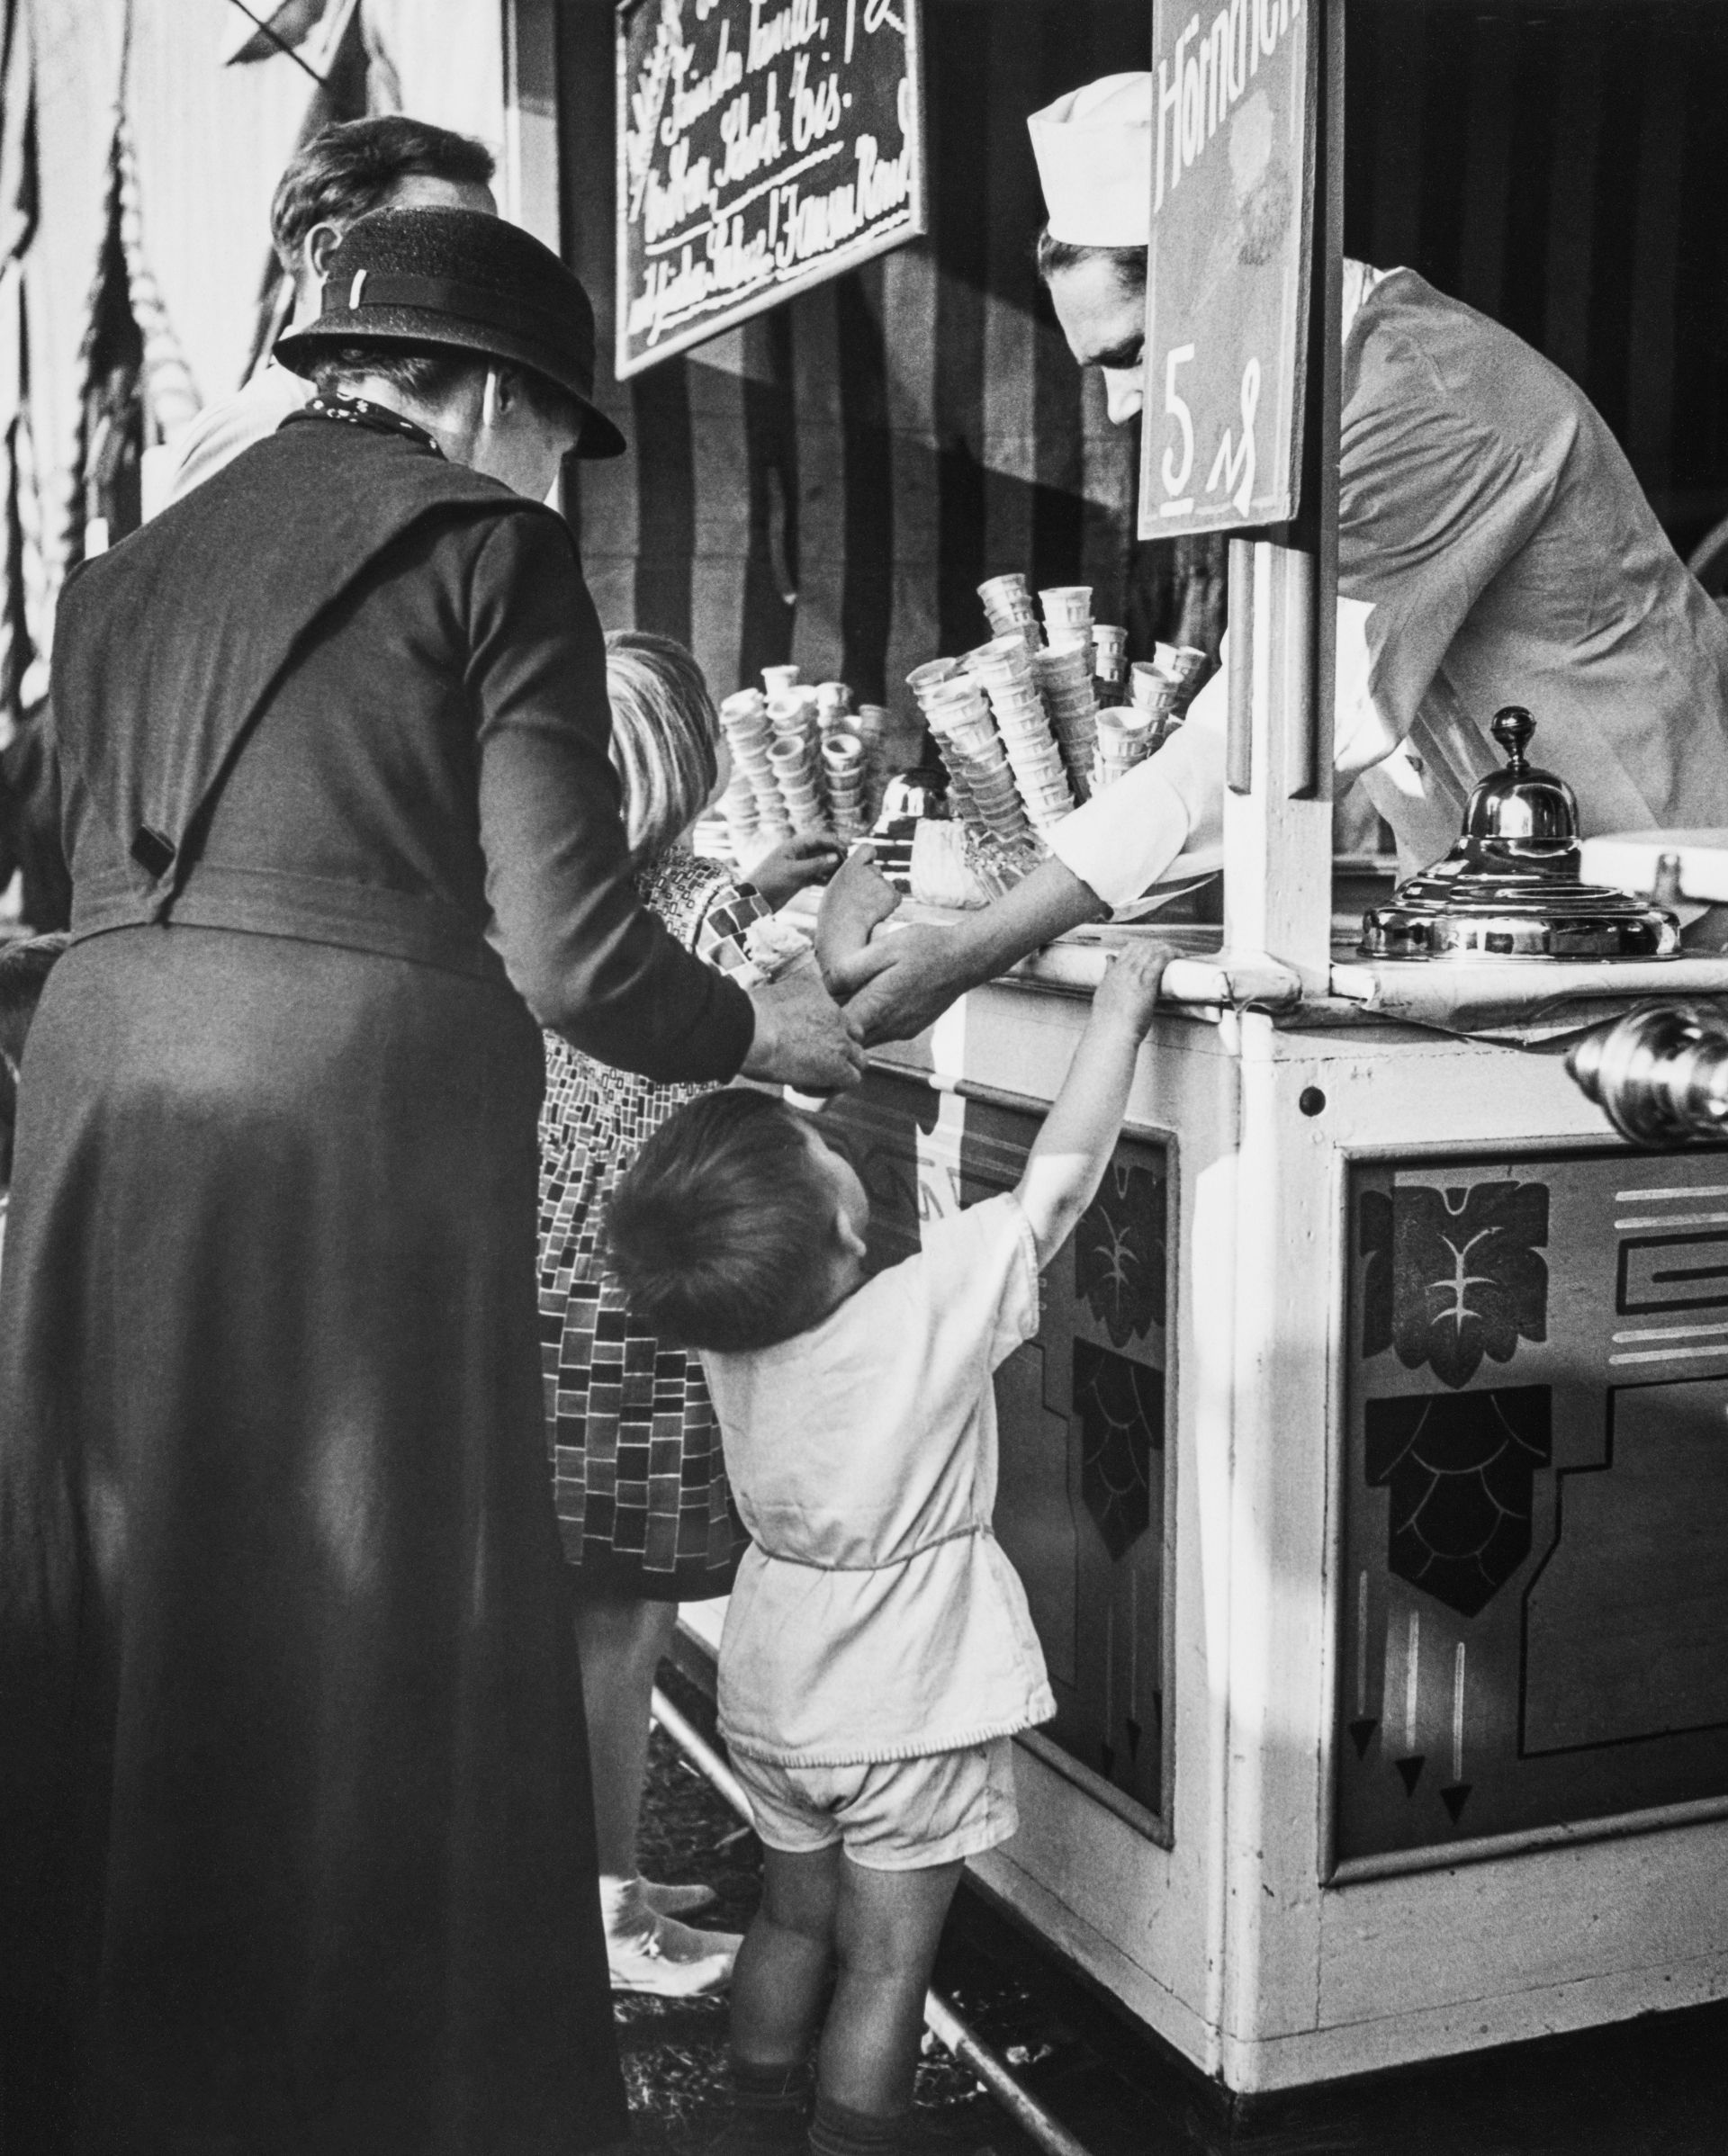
[[740, 960, 867, 1093], [742, 832, 846, 910]]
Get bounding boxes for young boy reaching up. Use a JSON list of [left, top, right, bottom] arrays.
[[607, 854, 1173, 2156]]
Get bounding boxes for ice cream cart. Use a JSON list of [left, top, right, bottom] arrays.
[[670, 0, 1728, 2103], [776, 1, 1728, 2099]]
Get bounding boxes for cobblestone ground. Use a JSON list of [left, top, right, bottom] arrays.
[[625, 1667, 1728, 2156]]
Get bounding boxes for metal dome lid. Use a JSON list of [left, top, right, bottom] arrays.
[[1459, 706, 1580, 854], [1361, 706, 1682, 962]]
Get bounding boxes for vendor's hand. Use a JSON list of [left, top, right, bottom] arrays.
[[1090, 939, 1177, 1039], [829, 922, 973, 1047], [741, 961, 867, 1092], [742, 832, 846, 910]]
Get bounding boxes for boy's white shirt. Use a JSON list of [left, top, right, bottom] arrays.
[[703, 1192, 1057, 1767]]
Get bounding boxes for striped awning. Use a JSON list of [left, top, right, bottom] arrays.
[[559, 0, 1728, 724]]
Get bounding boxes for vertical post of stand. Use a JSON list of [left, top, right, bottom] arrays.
[[1221, 0, 1344, 993]]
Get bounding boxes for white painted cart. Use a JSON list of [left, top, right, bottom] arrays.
[[816, 907, 1728, 2096], [689, 0, 1728, 2092]]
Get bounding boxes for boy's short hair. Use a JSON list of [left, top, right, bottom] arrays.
[[269, 117, 496, 270], [607, 1091, 841, 1352]]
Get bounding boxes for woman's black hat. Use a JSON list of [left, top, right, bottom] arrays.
[[276, 206, 626, 459]]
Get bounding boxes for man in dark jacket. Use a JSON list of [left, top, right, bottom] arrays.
[[0, 206, 858, 2155]]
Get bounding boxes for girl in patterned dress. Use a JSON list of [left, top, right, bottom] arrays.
[[538, 633, 841, 1995]]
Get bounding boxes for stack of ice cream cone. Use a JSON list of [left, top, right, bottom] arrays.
[[1031, 641, 1099, 803], [1092, 623, 1129, 702], [1038, 584, 1097, 677], [716, 764, 760, 860], [968, 633, 1076, 830], [822, 732, 868, 842], [720, 689, 793, 843], [904, 659, 1030, 842], [1093, 705, 1157, 791], [1156, 642, 1209, 696], [767, 693, 831, 838], [1128, 660, 1187, 743], [977, 573, 1041, 654]]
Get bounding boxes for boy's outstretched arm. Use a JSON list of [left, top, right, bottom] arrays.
[[1015, 941, 1173, 1270]]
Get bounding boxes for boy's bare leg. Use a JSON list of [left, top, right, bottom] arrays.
[[818, 1856, 964, 2116], [732, 1843, 844, 2066]]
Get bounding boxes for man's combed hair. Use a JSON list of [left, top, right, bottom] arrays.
[[607, 1091, 840, 1352], [270, 116, 496, 268], [1034, 224, 1148, 292]]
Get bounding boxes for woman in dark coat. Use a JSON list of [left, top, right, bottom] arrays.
[[0, 206, 859, 2154]]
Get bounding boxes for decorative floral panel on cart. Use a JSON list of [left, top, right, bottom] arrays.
[[809, 1069, 1173, 1831], [1339, 1149, 1728, 1864]]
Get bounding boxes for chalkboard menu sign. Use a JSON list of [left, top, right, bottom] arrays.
[[615, 0, 927, 378], [1135, 0, 1316, 539]]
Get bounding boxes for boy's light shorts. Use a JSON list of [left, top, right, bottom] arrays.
[[729, 1737, 1018, 1871]]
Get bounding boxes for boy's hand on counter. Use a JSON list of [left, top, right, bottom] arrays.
[[744, 833, 847, 910], [1090, 939, 1176, 1040], [814, 846, 903, 990]]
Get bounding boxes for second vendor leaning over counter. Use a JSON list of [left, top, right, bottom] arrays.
[[839, 72, 1728, 1036]]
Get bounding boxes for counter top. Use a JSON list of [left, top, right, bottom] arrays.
[[834, 900, 1728, 1040]]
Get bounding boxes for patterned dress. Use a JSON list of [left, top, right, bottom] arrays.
[[537, 849, 769, 1599]]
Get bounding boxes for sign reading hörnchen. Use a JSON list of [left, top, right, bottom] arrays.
[[1136, 0, 1315, 540], [616, 0, 926, 378]]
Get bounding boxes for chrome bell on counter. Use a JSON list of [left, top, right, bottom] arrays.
[[1361, 706, 1681, 961]]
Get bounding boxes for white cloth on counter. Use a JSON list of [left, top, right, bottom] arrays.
[[1050, 267, 1728, 908], [705, 1192, 1056, 1767]]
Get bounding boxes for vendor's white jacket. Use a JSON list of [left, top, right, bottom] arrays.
[[1052, 266, 1728, 907]]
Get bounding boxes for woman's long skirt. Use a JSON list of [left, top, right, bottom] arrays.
[[0, 926, 626, 2155]]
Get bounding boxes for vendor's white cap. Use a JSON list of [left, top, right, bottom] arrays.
[[1027, 71, 1153, 247]]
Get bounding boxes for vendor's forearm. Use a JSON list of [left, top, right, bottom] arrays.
[[945, 857, 1109, 987]]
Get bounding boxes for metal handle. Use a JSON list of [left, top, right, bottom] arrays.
[[1568, 1002, 1728, 1146]]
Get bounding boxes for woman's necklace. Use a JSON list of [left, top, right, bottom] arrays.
[[303, 393, 444, 457]]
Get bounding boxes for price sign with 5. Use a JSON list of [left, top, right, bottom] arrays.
[[1156, 346, 1262, 523]]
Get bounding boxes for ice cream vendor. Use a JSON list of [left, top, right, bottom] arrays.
[[839, 71, 1728, 1037]]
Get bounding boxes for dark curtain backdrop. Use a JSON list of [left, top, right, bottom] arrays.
[[557, 0, 1728, 711], [1346, 0, 1728, 561]]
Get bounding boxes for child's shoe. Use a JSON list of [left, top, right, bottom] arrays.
[[599, 1875, 742, 1996], [700, 2060, 814, 2153], [642, 1877, 719, 1918], [807, 2092, 997, 2156]]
